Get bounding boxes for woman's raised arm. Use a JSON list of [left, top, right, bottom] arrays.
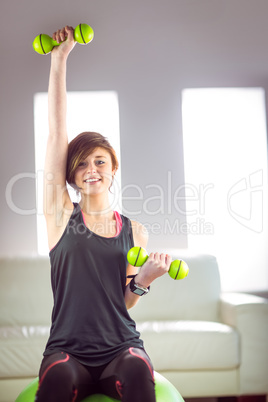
[[43, 26, 76, 219]]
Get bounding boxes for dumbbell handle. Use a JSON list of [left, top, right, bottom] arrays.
[[127, 247, 189, 280]]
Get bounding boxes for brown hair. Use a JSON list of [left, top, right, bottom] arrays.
[[66, 132, 119, 188]]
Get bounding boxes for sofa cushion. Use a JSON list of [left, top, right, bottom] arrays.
[[0, 258, 52, 327], [0, 326, 49, 378], [0, 321, 239, 377], [130, 253, 221, 322], [137, 320, 240, 371]]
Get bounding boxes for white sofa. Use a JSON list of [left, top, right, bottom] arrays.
[[0, 252, 267, 402]]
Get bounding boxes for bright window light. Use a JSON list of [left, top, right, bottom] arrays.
[[182, 88, 268, 292], [34, 91, 121, 256]]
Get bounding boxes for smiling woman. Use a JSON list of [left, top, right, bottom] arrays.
[[66, 132, 119, 195], [31, 24, 172, 402]]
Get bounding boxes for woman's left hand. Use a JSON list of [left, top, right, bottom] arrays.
[[134, 252, 172, 288]]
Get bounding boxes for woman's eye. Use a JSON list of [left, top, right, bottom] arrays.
[[96, 160, 105, 165], [78, 162, 86, 167]]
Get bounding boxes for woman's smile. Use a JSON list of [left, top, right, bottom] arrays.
[[84, 177, 102, 184]]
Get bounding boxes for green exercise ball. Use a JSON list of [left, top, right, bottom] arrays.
[[16, 371, 184, 402], [154, 372, 184, 401], [15, 377, 38, 402]]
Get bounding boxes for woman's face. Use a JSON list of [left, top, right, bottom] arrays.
[[74, 147, 115, 196]]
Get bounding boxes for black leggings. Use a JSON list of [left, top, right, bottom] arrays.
[[35, 348, 156, 402]]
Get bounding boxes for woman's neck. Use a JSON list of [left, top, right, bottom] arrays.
[[79, 194, 112, 217]]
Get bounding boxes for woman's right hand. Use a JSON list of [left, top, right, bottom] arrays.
[[135, 252, 172, 288], [51, 25, 76, 58]]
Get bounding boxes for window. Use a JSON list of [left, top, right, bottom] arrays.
[[182, 88, 268, 292], [34, 91, 121, 256]]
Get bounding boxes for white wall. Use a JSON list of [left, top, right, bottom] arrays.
[[1, 0, 268, 258]]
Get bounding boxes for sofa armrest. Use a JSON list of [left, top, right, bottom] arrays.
[[220, 292, 268, 394]]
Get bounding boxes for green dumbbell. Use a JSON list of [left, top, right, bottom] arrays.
[[32, 23, 94, 55], [127, 246, 189, 280]]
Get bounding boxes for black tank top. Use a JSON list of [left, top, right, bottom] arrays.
[[44, 203, 144, 366]]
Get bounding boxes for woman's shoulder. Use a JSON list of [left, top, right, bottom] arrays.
[[129, 219, 149, 248]]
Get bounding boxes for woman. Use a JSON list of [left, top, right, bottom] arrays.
[[36, 25, 172, 402]]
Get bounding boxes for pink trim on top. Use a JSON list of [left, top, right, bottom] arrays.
[[114, 211, 123, 236], [81, 209, 87, 226], [81, 210, 122, 238], [50, 210, 123, 251]]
